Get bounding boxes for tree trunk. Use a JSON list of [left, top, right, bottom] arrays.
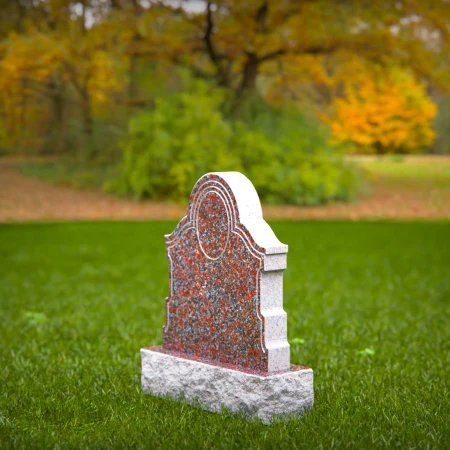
[[128, 52, 138, 104], [81, 91, 94, 161], [48, 75, 66, 154], [240, 55, 259, 92], [51, 94, 66, 154], [127, 32, 143, 108], [230, 54, 260, 117]]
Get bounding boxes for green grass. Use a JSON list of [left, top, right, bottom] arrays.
[[18, 162, 119, 190], [354, 156, 450, 190], [1, 221, 449, 449]]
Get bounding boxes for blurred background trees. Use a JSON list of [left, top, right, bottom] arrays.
[[0, 0, 449, 203]]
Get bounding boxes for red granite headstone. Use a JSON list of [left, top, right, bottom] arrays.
[[141, 172, 314, 423], [153, 172, 290, 374]]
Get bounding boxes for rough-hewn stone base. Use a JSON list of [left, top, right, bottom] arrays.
[[141, 348, 314, 424]]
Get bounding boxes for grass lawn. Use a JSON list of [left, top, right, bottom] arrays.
[[18, 155, 450, 191], [18, 162, 118, 190], [352, 156, 450, 214], [355, 155, 450, 189], [1, 221, 449, 448]]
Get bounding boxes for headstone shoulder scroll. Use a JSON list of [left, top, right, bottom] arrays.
[[141, 172, 313, 423]]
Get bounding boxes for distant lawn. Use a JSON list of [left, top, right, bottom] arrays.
[[18, 162, 118, 190], [1, 221, 449, 448], [353, 155, 450, 189], [17, 155, 450, 200]]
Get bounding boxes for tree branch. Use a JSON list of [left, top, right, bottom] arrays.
[[204, 0, 221, 68], [258, 44, 337, 64], [201, 1, 233, 87], [255, 1, 268, 33], [258, 49, 285, 63]]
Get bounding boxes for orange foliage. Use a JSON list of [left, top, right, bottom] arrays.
[[0, 1, 448, 155], [324, 68, 438, 154]]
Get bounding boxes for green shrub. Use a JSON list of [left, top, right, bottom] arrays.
[[241, 101, 363, 205], [106, 84, 362, 205]]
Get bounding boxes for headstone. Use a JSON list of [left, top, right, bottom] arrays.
[[141, 172, 313, 423]]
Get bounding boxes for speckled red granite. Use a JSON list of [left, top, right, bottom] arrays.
[[163, 174, 270, 373]]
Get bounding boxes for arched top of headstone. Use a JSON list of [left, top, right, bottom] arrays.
[[163, 172, 290, 374], [166, 172, 287, 256]]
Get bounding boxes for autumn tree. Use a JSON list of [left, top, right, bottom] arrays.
[[157, 0, 449, 114], [324, 66, 438, 154], [0, 0, 122, 157], [0, 32, 62, 151], [262, 52, 439, 154], [1, 0, 448, 157]]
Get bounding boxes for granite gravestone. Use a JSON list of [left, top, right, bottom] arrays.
[[141, 172, 313, 423]]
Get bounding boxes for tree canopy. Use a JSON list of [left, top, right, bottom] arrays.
[[0, 0, 449, 156]]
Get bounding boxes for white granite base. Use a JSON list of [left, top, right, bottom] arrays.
[[141, 348, 314, 424]]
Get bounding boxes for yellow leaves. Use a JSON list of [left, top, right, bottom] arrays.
[[264, 54, 330, 105], [86, 51, 121, 112], [325, 66, 438, 154], [0, 33, 62, 147], [0, 25, 123, 149], [1, 33, 112, 98], [0, 33, 62, 87]]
